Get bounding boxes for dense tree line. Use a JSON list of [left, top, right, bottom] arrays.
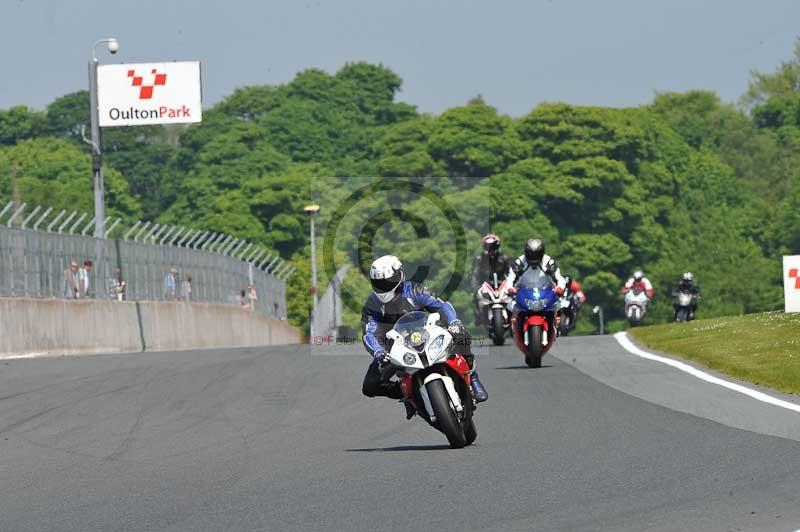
[[2, 46, 799, 334]]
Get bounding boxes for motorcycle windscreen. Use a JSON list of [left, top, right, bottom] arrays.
[[515, 267, 558, 311], [393, 311, 430, 347], [625, 291, 649, 305]]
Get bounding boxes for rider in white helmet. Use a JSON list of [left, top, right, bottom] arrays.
[[673, 271, 700, 320], [621, 270, 654, 298], [362, 255, 488, 418]]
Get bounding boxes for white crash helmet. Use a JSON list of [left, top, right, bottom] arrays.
[[682, 272, 693, 282], [369, 255, 404, 303], [633, 270, 644, 282]]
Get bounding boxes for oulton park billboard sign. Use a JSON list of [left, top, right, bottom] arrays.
[[97, 61, 202, 127]]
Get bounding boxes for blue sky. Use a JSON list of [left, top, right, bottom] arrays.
[[1, 0, 798, 116]]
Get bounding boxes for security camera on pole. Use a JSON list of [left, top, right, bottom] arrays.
[[88, 38, 118, 237]]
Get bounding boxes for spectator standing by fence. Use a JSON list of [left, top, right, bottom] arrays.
[[78, 260, 93, 298], [63, 260, 80, 299], [108, 269, 126, 301], [247, 284, 257, 311], [164, 268, 178, 300], [182, 274, 192, 302]]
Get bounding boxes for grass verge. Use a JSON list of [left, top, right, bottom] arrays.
[[629, 312, 800, 395]]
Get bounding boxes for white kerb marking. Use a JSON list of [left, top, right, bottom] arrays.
[[614, 332, 800, 414]]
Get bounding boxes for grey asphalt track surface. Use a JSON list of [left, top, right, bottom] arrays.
[[1, 337, 799, 532]]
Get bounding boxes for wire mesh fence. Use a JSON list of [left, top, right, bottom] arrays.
[[0, 201, 293, 319]]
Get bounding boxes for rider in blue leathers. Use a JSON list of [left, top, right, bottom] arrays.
[[361, 255, 488, 418]]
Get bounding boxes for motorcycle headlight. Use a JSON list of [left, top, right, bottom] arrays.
[[526, 298, 546, 311], [427, 334, 447, 360], [403, 352, 417, 365]]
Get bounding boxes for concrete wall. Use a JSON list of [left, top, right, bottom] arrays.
[[0, 298, 299, 358], [137, 301, 299, 352]]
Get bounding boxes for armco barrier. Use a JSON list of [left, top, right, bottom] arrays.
[[0, 298, 299, 358]]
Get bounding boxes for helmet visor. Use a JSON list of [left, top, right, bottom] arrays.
[[371, 271, 403, 294], [525, 249, 543, 263]]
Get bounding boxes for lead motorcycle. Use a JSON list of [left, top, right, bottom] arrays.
[[475, 272, 512, 345], [510, 267, 560, 368], [382, 311, 477, 449]]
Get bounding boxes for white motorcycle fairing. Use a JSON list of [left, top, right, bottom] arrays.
[[477, 280, 511, 322], [385, 313, 460, 421], [625, 290, 650, 321]]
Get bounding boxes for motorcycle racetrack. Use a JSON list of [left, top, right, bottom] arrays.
[[1, 337, 799, 532]]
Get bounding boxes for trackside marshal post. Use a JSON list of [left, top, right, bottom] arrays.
[[784, 255, 800, 313], [97, 61, 202, 127]]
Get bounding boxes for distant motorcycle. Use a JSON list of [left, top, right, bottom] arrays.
[[383, 311, 477, 449], [555, 277, 579, 337], [624, 288, 650, 325], [510, 267, 560, 368], [673, 291, 698, 322], [475, 272, 512, 346]]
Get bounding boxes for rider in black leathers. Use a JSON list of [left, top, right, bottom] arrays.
[[469, 233, 515, 325], [673, 272, 701, 320]]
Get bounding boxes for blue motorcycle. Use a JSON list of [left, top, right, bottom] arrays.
[[511, 267, 560, 368]]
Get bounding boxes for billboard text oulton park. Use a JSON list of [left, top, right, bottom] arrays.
[[97, 61, 202, 127]]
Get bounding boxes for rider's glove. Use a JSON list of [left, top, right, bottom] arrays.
[[447, 320, 465, 335], [555, 286, 565, 296], [508, 287, 517, 296], [374, 351, 390, 367]]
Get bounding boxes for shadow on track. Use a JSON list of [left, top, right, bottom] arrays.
[[346, 445, 452, 453], [495, 365, 553, 370]]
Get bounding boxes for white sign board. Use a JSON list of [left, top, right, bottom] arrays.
[[784, 255, 800, 313], [97, 61, 202, 127]]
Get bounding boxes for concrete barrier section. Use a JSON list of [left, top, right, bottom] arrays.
[[137, 301, 300, 352], [0, 298, 299, 358], [0, 298, 142, 357]]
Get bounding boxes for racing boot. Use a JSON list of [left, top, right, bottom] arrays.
[[470, 370, 488, 403], [401, 398, 416, 419]]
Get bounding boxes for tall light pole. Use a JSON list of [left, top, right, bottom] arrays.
[[304, 204, 321, 311], [89, 37, 119, 238]]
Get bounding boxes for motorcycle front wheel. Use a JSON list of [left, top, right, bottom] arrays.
[[491, 308, 506, 346], [558, 311, 571, 337], [525, 326, 543, 368], [426, 380, 467, 449]]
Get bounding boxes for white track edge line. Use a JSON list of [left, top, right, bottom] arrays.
[[614, 332, 800, 414]]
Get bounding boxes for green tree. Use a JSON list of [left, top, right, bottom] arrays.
[[0, 106, 45, 145], [743, 37, 800, 108], [428, 102, 527, 178], [0, 137, 141, 220]]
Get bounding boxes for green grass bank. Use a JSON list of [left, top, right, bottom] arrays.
[[629, 312, 800, 395]]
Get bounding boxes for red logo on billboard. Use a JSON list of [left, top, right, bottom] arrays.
[[789, 268, 800, 289], [127, 69, 167, 99]]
